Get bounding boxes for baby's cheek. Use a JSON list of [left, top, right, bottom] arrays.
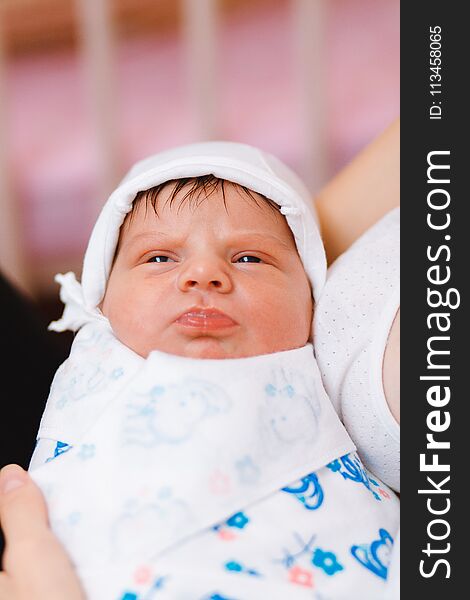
[[252, 303, 309, 352], [287, 298, 312, 346], [104, 302, 145, 356]]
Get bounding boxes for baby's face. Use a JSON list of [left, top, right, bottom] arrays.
[[101, 183, 313, 359]]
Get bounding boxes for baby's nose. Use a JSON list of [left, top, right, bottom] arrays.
[[177, 258, 232, 293]]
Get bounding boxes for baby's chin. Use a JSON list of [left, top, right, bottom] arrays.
[[143, 336, 256, 360], [156, 339, 305, 360], [177, 337, 244, 360], [125, 335, 240, 359]]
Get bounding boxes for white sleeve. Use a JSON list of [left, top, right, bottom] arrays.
[[314, 207, 400, 491]]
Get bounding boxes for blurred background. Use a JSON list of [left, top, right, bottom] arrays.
[[0, 0, 399, 326]]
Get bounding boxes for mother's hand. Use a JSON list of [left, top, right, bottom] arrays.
[[0, 464, 85, 600]]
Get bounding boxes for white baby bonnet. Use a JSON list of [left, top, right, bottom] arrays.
[[50, 141, 326, 333]]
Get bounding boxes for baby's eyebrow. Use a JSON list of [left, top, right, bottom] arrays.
[[121, 230, 172, 248], [227, 232, 295, 251], [122, 230, 295, 251]]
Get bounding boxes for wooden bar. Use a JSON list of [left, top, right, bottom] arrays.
[[182, 0, 219, 140], [75, 0, 119, 216], [293, 0, 329, 191], [0, 8, 30, 294]]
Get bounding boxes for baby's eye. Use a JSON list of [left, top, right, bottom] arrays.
[[237, 255, 262, 263], [147, 255, 175, 263]]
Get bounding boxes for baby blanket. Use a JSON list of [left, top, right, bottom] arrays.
[[30, 320, 399, 599]]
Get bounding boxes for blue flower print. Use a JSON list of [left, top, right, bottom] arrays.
[[265, 383, 276, 396], [235, 455, 260, 485], [265, 382, 295, 398], [67, 511, 81, 526], [282, 473, 324, 510], [204, 595, 237, 600], [351, 528, 394, 580], [119, 593, 138, 600], [111, 367, 124, 380], [312, 548, 344, 576], [78, 444, 95, 460], [225, 560, 243, 572], [225, 511, 250, 529], [224, 560, 260, 577]]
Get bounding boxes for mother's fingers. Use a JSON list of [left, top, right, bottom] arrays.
[[0, 465, 49, 544], [0, 465, 85, 600], [0, 464, 59, 579], [0, 573, 13, 599]]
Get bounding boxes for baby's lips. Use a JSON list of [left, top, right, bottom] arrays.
[[175, 308, 238, 330]]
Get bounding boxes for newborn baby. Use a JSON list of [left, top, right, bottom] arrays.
[[30, 142, 399, 600]]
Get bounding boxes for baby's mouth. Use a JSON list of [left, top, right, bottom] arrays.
[[175, 308, 238, 331]]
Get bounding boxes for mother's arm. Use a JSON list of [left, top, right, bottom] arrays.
[[314, 117, 400, 265], [314, 118, 400, 424]]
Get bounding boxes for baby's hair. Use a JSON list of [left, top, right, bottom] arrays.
[[129, 175, 280, 222]]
